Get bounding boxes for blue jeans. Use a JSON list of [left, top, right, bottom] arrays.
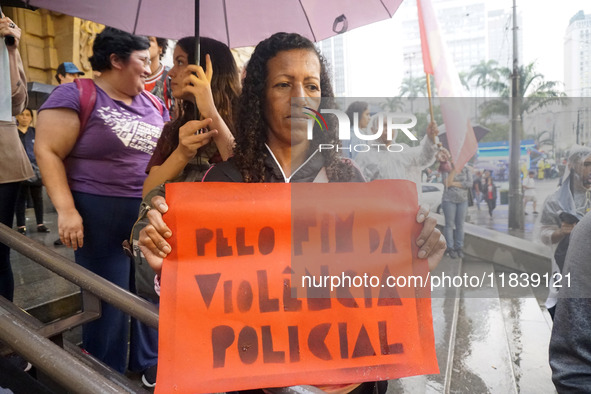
[[442, 200, 468, 250], [73, 191, 157, 373]]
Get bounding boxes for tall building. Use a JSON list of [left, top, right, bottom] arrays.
[[398, 0, 521, 95], [487, 8, 522, 70], [564, 11, 591, 145], [564, 11, 591, 97], [316, 34, 348, 97]]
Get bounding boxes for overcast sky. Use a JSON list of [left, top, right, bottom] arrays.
[[344, 0, 590, 97]]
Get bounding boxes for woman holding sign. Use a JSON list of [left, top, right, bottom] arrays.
[[139, 32, 446, 393]]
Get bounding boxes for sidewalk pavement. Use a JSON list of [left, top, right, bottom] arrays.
[[467, 177, 560, 243]]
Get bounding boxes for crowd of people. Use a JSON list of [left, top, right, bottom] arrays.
[[1, 18, 448, 392], [5, 11, 591, 394]]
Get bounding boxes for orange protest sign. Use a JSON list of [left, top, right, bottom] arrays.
[[157, 180, 438, 393]]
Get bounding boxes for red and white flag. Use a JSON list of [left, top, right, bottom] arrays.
[[417, 0, 477, 170]]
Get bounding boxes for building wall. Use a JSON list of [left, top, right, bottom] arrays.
[[4, 6, 101, 85], [564, 11, 591, 97]]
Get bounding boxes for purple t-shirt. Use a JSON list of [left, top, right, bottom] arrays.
[[39, 82, 169, 198]]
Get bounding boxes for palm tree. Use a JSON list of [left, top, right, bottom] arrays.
[[468, 59, 500, 96], [479, 61, 567, 122], [398, 75, 428, 114], [398, 75, 427, 98], [458, 71, 471, 92], [381, 97, 405, 112]]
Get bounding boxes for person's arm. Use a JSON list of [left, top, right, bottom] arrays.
[[184, 55, 234, 160], [550, 214, 591, 391], [141, 55, 235, 196], [142, 118, 217, 196], [445, 168, 457, 188], [2, 17, 27, 115], [34, 108, 84, 249], [406, 123, 439, 169], [550, 222, 575, 244]]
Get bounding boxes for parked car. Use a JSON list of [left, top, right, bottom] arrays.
[[420, 183, 444, 213]]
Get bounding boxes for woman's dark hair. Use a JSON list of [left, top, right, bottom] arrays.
[[89, 27, 150, 72], [150, 36, 241, 168], [233, 32, 353, 183], [345, 101, 368, 124]]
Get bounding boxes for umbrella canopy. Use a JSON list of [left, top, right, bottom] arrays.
[[26, 0, 403, 47], [437, 124, 491, 150]]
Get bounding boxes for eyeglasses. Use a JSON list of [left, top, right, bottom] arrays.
[[133, 54, 151, 68]]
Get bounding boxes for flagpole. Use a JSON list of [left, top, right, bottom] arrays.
[[425, 73, 435, 122]]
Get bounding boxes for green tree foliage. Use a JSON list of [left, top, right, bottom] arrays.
[[477, 61, 567, 120]]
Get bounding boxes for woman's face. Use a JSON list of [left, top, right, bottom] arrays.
[[16, 109, 32, 128], [167, 45, 192, 100], [359, 108, 371, 129], [574, 154, 591, 189], [264, 49, 321, 149], [120, 49, 151, 95]]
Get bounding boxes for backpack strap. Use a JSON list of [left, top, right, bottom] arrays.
[[75, 80, 163, 137], [141, 89, 164, 116], [75, 78, 97, 134]]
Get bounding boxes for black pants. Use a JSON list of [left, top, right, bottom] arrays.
[[15, 183, 44, 227], [0, 182, 20, 301]]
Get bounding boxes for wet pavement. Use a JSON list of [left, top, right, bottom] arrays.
[[466, 177, 560, 242]]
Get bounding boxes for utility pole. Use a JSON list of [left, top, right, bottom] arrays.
[[576, 110, 580, 145], [508, 0, 523, 230]]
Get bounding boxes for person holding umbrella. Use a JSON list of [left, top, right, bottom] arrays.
[[35, 27, 169, 374], [132, 36, 240, 388], [137, 32, 446, 392], [142, 36, 239, 196]]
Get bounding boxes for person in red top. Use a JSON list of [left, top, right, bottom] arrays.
[[145, 36, 171, 110]]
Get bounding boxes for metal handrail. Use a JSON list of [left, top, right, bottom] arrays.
[[0, 223, 325, 394], [0, 303, 146, 393], [0, 222, 158, 328]]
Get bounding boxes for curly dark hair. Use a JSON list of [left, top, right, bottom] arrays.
[[89, 27, 150, 72], [149, 36, 241, 168], [155, 37, 169, 60], [233, 32, 353, 183]]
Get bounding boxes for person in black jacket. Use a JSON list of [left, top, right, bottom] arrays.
[[14, 108, 50, 235], [137, 32, 446, 393], [549, 211, 591, 392]]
